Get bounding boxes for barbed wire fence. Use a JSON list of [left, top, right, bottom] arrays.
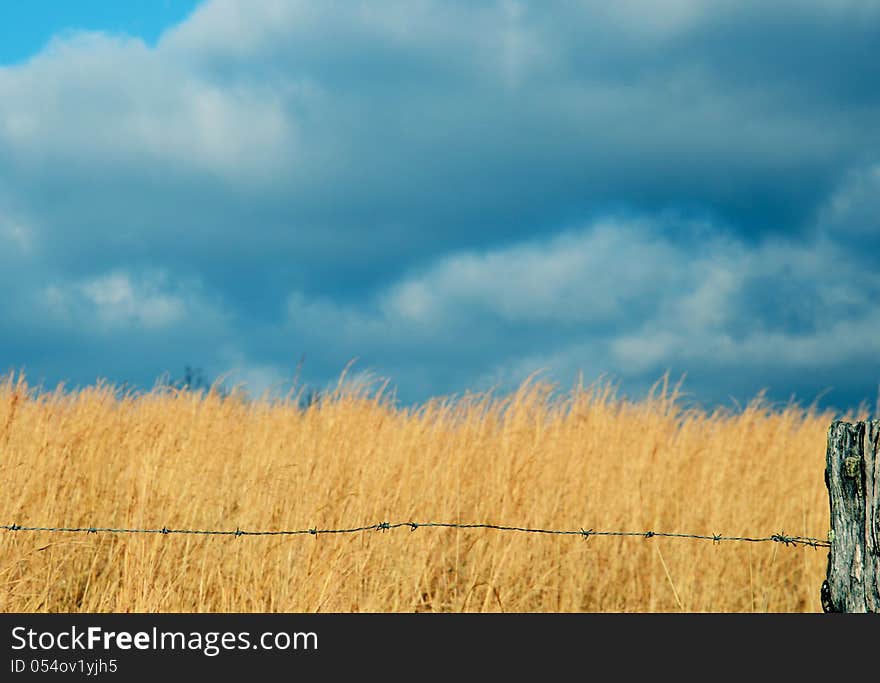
[[6, 421, 875, 610], [0, 521, 830, 548]]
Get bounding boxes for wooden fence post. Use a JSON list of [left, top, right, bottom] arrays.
[[822, 420, 879, 612]]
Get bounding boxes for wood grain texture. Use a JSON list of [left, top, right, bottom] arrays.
[[824, 420, 880, 612]]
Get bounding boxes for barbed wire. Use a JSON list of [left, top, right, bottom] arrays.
[[0, 521, 830, 548]]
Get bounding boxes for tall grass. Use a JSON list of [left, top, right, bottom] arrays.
[[0, 371, 844, 612]]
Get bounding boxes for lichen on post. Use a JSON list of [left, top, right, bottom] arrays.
[[823, 420, 880, 612]]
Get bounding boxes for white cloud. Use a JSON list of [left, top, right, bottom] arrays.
[[380, 219, 684, 327], [45, 271, 188, 330], [159, 0, 309, 59], [280, 213, 880, 399], [0, 31, 297, 182]]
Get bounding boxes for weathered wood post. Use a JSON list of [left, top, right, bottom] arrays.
[[822, 420, 879, 612]]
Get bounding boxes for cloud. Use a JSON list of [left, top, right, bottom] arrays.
[[280, 211, 880, 405], [44, 271, 188, 331], [818, 163, 880, 242], [0, 217, 31, 252], [378, 220, 684, 328], [0, 31, 297, 182], [0, 0, 878, 409]]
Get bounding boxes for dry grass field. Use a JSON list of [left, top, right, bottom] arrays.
[[0, 371, 851, 612]]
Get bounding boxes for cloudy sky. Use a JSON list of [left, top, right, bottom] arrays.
[[1, 0, 878, 412]]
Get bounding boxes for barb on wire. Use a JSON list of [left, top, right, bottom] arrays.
[[0, 521, 830, 548]]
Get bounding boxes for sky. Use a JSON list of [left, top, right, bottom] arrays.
[[0, 0, 878, 413]]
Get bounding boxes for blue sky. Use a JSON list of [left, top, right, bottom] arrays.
[[0, 1, 201, 64], [1, 1, 878, 412]]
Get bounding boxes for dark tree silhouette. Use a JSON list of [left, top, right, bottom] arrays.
[[164, 366, 229, 398]]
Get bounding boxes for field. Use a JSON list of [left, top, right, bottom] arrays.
[[0, 371, 847, 612]]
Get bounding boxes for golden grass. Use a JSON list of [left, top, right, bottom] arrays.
[[0, 370, 846, 612]]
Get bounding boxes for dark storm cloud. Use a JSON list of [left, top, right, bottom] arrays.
[[0, 0, 877, 409], [271, 215, 880, 408]]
